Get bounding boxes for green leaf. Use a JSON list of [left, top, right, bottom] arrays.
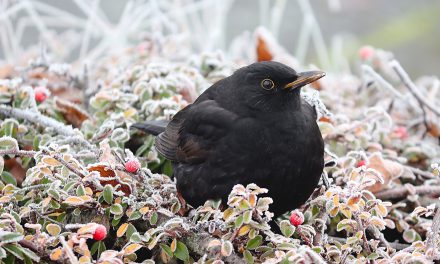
[[103, 185, 113, 204], [403, 229, 417, 243], [18, 247, 40, 262], [111, 217, 121, 227], [280, 258, 290, 264], [312, 247, 322, 254], [221, 240, 233, 257], [336, 219, 355, 232], [126, 224, 137, 239], [3, 244, 24, 260], [367, 252, 379, 260], [10, 211, 20, 224], [160, 244, 173, 258], [0, 137, 18, 151], [162, 160, 173, 176], [243, 250, 254, 264], [149, 211, 158, 225], [0, 156, 4, 175], [0, 232, 23, 243], [110, 204, 123, 215], [48, 189, 60, 200], [49, 199, 61, 209], [279, 220, 295, 238], [235, 214, 244, 228], [91, 241, 106, 258], [243, 210, 252, 224], [0, 247, 6, 258], [130, 232, 142, 243], [128, 211, 142, 221], [346, 236, 359, 245], [32, 136, 40, 151], [1, 171, 16, 186], [246, 235, 263, 250], [76, 184, 86, 196], [3, 252, 15, 264], [277, 243, 296, 251], [174, 241, 189, 262], [1, 120, 18, 138], [63, 180, 77, 192]]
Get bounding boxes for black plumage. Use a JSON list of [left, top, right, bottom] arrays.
[[132, 61, 325, 217]]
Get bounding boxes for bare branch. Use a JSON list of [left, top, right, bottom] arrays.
[[375, 185, 440, 200], [390, 60, 440, 116]]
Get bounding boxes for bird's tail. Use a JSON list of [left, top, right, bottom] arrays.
[[131, 120, 168, 136]]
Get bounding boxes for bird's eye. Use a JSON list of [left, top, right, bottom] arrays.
[[261, 79, 275, 90]]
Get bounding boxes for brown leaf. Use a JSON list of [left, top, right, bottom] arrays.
[[319, 116, 332, 123], [428, 121, 440, 138], [256, 36, 273, 62], [4, 158, 26, 185], [0, 64, 14, 79], [254, 27, 299, 68], [366, 153, 404, 193], [87, 164, 132, 196], [117, 223, 129, 237], [55, 97, 90, 128], [50, 248, 63, 261]]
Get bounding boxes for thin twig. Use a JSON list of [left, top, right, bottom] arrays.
[[362, 64, 403, 99], [354, 214, 372, 261], [405, 165, 437, 179], [0, 149, 36, 157], [41, 150, 87, 178], [0, 148, 97, 160], [0, 104, 95, 150], [375, 185, 440, 200], [33, 209, 65, 227], [390, 60, 440, 116], [328, 236, 410, 250]]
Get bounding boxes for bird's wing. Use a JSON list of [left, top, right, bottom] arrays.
[[155, 100, 238, 163]]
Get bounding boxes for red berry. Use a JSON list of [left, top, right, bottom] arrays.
[[125, 159, 140, 173], [359, 46, 374, 60], [289, 210, 304, 227], [356, 160, 366, 168], [34, 86, 48, 103], [93, 225, 107, 241], [393, 126, 409, 140]]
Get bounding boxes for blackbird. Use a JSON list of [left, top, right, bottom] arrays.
[[132, 61, 325, 217]]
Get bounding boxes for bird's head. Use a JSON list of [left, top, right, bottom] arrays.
[[231, 61, 325, 112]]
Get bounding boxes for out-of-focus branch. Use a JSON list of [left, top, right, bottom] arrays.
[[0, 105, 95, 149], [390, 60, 440, 117], [375, 185, 440, 200]]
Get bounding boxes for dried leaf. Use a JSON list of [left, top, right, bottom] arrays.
[[42, 156, 62, 166], [117, 223, 129, 237], [46, 224, 61, 236], [63, 196, 86, 206], [366, 153, 403, 193], [55, 97, 90, 128], [124, 243, 142, 255], [50, 248, 63, 261]]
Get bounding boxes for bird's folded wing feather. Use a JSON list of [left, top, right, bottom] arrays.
[[155, 100, 238, 163]]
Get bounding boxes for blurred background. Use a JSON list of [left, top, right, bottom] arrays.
[[1, 0, 439, 76]]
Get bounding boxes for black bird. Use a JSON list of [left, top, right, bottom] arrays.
[[132, 61, 325, 217]]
